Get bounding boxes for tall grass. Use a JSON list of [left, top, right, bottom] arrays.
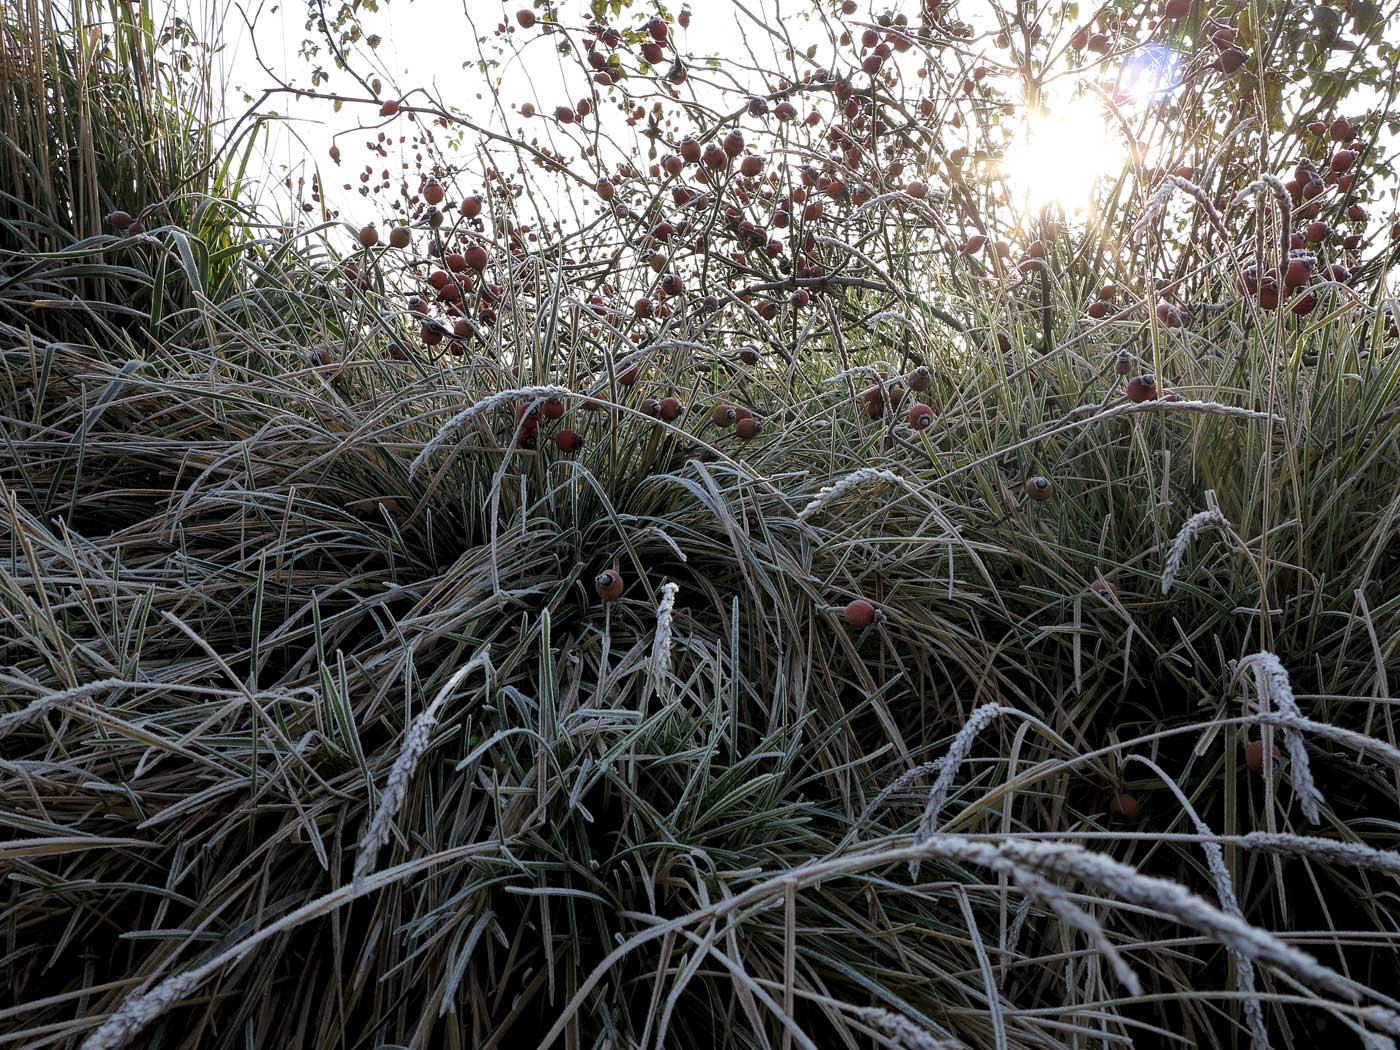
[[0, 0, 267, 351], [2, 1, 1399, 1048]]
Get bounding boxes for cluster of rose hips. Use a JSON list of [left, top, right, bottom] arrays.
[[106, 209, 149, 236], [521, 10, 696, 92], [496, 1, 997, 320], [1154, 300, 1189, 329], [1085, 283, 1119, 319], [1087, 111, 1376, 329], [1065, 0, 1211, 59], [1067, 25, 1114, 56], [856, 366, 938, 430], [1203, 21, 1249, 74], [625, 382, 764, 441], [489, 7, 987, 332], [706, 402, 762, 440], [505, 354, 771, 462], [1076, 15, 1245, 73], [513, 397, 583, 453], [325, 105, 468, 219], [1222, 119, 1372, 320], [329, 0, 1395, 451], [345, 192, 519, 354], [597, 130, 858, 324], [1288, 120, 1373, 235]]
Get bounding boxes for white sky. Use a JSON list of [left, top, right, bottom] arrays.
[[147, 0, 1396, 240], [199, 0, 836, 219]]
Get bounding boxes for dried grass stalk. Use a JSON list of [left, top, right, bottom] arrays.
[[353, 651, 493, 884], [1237, 653, 1324, 822], [1162, 501, 1231, 594]]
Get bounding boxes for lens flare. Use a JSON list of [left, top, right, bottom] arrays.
[[1001, 96, 1125, 214], [1115, 44, 1183, 107]]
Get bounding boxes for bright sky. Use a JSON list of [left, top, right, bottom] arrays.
[[150, 0, 1397, 242], [199, 0, 833, 219]]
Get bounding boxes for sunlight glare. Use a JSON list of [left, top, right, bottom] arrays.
[[1001, 96, 1124, 216], [1115, 45, 1183, 108]]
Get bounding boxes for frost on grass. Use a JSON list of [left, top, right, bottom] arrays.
[[651, 581, 680, 681], [1256, 711, 1400, 770], [1230, 175, 1294, 265], [353, 652, 492, 884], [1018, 867, 1144, 995], [824, 363, 894, 386], [408, 384, 573, 477], [1100, 398, 1284, 423], [1161, 502, 1231, 594], [1240, 832, 1400, 877], [911, 704, 1009, 875], [1237, 652, 1324, 823], [901, 834, 1400, 1035], [797, 468, 905, 521], [1132, 754, 1267, 1048], [1133, 174, 1228, 238], [0, 678, 127, 737], [863, 311, 930, 345], [79, 849, 499, 1050], [81, 970, 206, 1050], [1133, 177, 1180, 234], [995, 838, 1399, 1032], [855, 1006, 959, 1049], [834, 759, 948, 853], [586, 339, 713, 396]]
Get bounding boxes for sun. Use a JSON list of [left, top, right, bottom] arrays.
[[1000, 95, 1125, 215]]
